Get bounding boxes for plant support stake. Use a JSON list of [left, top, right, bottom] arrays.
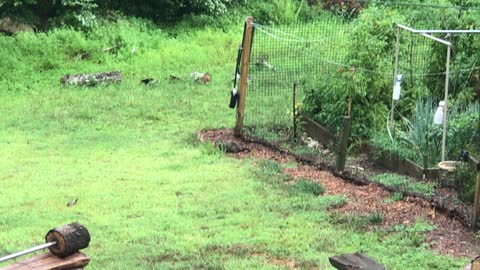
[[293, 81, 297, 141]]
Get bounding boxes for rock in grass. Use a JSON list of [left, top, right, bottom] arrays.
[[61, 71, 122, 86], [214, 140, 243, 153], [329, 253, 385, 270]]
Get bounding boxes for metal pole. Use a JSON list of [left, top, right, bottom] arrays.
[[397, 25, 451, 46], [390, 27, 401, 132], [0, 242, 57, 263], [441, 45, 451, 161]]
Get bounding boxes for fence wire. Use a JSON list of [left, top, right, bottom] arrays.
[[244, 16, 350, 142], [241, 3, 480, 146]]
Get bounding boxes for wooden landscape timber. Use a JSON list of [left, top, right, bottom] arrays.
[[0, 252, 90, 270], [301, 114, 336, 150], [60, 71, 122, 86]]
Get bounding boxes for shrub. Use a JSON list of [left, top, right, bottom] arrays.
[[453, 162, 476, 203], [302, 6, 404, 141]]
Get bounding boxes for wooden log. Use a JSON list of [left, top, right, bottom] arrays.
[[234, 16, 254, 137], [45, 223, 90, 258], [329, 253, 385, 270], [335, 116, 351, 172], [0, 252, 90, 270], [60, 71, 122, 86]]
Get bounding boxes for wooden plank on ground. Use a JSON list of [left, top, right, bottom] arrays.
[[0, 252, 90, 270]]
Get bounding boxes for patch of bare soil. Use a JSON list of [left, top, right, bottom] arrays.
[[200, 129, 480, 259]]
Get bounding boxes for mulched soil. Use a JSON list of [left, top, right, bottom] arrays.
[[200, 129, 480, 259]]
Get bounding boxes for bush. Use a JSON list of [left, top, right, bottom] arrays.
[[302, 6, 404, 141], [448, 102, 480, 158], [453, 163, 476, 203]]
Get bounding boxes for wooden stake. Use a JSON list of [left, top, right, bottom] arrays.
[[473, 170, 480, 230], [234, 16, 254, 137], [293, 81, 297, 141], [347, 95, 352, 117], [335, 116, 351, 172]]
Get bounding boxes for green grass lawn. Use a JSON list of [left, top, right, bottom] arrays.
[[0, 19, 468, 269]]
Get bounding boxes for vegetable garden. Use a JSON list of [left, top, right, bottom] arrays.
[[234, 2, 480, 227]]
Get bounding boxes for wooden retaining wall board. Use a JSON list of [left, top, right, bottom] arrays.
[[301, 115, 336, 149]]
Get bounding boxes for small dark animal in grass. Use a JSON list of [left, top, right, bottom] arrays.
[[214, 140, 244, 153], [141, 78, 155, 85], [169, 75, 183, 81], [67, 198, 78, 207]]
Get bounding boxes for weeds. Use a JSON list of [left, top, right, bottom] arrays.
[[289, 179, 325, 196], [371, 173, 436, 197], [329, 212, 384, 230]]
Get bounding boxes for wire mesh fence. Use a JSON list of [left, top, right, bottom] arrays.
[[244, 15, 350, 142], [241, 2, 480, 153]]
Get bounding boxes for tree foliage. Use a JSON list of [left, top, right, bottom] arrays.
[[0, 0, 244, 29]]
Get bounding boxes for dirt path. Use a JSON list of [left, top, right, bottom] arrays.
[[200, 129, 480, 258]]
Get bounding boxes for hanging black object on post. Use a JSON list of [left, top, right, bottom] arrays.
[[229, 45, 242, 109], [229, 22, 247, 109]]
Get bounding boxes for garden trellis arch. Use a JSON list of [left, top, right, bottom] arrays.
[[392, 24, 480, 161]]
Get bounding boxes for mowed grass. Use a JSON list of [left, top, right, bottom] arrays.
[[0, 19, 467, 269]]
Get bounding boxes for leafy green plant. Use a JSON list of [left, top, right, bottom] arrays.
[[249, 0, 305, 25], [369, 130, 417, 162], [397, 98, 445, 167], [448, 102, 480, 158], [453, 162, 477, 203], [385, 192, 403, 203]]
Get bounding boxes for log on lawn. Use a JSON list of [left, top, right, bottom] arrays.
[[61, 71, 122, 86], [329, 253, 386, 270]]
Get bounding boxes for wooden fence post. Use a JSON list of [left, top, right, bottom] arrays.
[[335, 116, 351, 172], [234, 16, 254, 137], [473, 170, 480, 230]]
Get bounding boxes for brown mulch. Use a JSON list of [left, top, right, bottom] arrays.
[[200, 129, 480, 259]]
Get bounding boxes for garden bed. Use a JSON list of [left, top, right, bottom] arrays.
[[199, 128, 480, 258], [300, 115, 478, 225]]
